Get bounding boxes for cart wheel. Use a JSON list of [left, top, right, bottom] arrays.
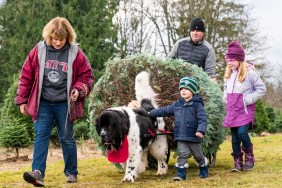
[[205, 152, 217, 167]]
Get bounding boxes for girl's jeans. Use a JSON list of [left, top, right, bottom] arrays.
[[32, 99, 77, 177], [230, 123, 252, 154]]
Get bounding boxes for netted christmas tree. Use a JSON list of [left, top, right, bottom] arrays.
[[88, 54, 226, 165]]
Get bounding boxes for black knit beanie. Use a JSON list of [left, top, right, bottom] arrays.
[[190, 18, 205, 32]]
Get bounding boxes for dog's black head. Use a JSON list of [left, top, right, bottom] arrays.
[[95, 110, 129, 151], [140, 99, 155, 112]]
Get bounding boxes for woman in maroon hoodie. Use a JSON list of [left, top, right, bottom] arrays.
[[15, 17, 94, 187]]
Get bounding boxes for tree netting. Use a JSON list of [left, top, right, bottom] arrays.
[[88, 54, 226, 158]]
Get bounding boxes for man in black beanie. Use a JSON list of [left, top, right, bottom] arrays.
[[168, 18, 217, 82]]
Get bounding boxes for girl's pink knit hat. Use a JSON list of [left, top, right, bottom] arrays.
[[225, 41, 245, 61]]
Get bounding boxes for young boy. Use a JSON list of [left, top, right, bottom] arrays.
[[149, 77, 209, 180]]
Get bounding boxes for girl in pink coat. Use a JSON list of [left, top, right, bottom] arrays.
[[223, 41, 266, 172]]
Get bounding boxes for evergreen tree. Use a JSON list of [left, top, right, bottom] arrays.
[[253, 100, 271, 134], [115, 0, 267, 82], [0, 74, 34, 138], [0, 67, 91, 145], [58, 0, 120, 79], [267, 107, 282, 133], [0, 117, 32, 159], [0, 0, 120, 102], [0, 74, 33, 158], [89, 54, 226, 166], [0, 0, 59, 100], [266, 107, 275, 124], [275, 120, 282, 133]]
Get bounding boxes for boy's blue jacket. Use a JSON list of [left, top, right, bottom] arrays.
[[150, 94, 207, 142]]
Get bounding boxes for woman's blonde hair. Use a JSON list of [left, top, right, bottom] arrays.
[[224, 61, 248, 82], [42, 17, 76, 45]]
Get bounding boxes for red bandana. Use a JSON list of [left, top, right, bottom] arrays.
[[106, 135, 129, 163]]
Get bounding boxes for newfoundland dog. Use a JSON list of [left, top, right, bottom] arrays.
[[96, 100, 167, 182], [95, 71, 168, 182]]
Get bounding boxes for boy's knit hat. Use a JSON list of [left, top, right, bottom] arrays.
[[190, 18, 205, 32], [225, 41, 245, 61], [179, 77, 198, 94]]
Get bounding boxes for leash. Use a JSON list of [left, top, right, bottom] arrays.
[[144, 129, 174, 137]]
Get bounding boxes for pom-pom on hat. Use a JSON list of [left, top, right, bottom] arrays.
[[179, 77, 198, 95], [190, 18, 205, 32], [225, 41, 245, 61]]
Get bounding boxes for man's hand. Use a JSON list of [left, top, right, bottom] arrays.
[[128, 100, 140, 109], [211, 77, 217, 83]]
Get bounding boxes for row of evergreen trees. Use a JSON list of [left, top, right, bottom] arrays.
[[0, 58, 281, 159], [0, 1, 281, 159], [0, 0, 119, 101], [0, 0, 119, 158]]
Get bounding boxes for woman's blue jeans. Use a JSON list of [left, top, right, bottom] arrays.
[[230, 123, 252, 154], [32, 99, 77, 177]]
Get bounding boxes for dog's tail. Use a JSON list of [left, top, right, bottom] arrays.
[[135, 72, 167, 151], [135, 71, 159, 108]]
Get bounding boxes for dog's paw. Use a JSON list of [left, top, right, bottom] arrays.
[[137, 162, 146, 174], [156, 162, 168, 175], [156, 169, 166, 175], [121, 175, 135, 182]]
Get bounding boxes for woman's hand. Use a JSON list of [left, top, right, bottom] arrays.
[[70, 89, 79, 101], [20, 104, 28, 115]]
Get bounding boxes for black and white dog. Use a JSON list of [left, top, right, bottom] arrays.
[[95, 71, 168, 182]]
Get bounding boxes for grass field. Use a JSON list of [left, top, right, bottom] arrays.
[[0, 134, 281, 188]]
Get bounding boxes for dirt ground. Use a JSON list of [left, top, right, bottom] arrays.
[[0, 139, 102, 172]]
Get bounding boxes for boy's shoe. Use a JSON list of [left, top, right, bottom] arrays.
[[173, 165, 187, 181], [173, 176, 185, 181], [199, 165, 209, 179], [23, 170, 44, 187], [67, 174, 77, 183]]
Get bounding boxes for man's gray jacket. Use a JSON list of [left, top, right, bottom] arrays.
[[168, 37, 216, 78]]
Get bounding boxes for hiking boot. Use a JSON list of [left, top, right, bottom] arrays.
[[23, 170, 44, 187], [242, 144, 255, 171], [231, 152, 243, 172], [67, 174, 77, 183]]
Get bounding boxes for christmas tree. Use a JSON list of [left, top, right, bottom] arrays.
[[0, 117, 32, 159], [88, 54, 226, 166]]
